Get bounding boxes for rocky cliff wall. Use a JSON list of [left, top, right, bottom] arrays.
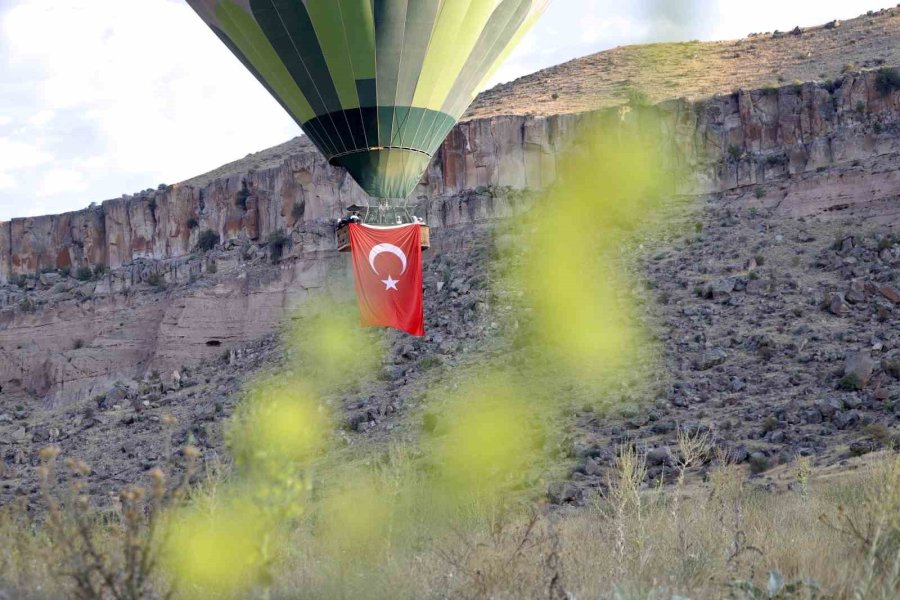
[[1, 71, 898, 284], [1, 71, 899, 405]]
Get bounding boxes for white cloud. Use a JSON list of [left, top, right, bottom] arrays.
[[26, 109, 55, 127], [0, 0, 297, 220], [0, 172, 14, 190], [36, 168, 87, 198], [0, 138, 52, 170]]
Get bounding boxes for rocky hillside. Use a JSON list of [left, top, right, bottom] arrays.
[[1, 11, 899, 506], [467, 7, 900, 118]]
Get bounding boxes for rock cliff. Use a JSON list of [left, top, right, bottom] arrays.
[[0, 69, 898, 404], [1, 70, 897, 283]]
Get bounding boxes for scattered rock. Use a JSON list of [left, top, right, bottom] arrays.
[[646, 447, 672, 466], [828, 293, 850, 316], [697, 348, 728, 371], [844, 351, 876, 388], [846, 279, 867, 304], [876, 285, 900, 304], [548, 481, 579, 505]]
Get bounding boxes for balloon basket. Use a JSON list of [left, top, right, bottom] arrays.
[[336, 222, 430, 253]]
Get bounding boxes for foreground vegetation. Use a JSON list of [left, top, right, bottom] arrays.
[[2, 113, 897, 600], [1, 447, 898, 599]]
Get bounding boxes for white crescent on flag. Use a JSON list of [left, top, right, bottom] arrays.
[[368, 243, 408, 276]]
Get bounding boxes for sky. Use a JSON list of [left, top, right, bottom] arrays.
[[0, 0, 892, 221]]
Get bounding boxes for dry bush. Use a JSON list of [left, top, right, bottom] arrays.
[[267, 452, 898, 600], [29, 442, 197, 600], [3, 451, 899, 599]]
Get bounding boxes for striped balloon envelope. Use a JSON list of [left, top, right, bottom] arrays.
[[187, 0, 549, 203]]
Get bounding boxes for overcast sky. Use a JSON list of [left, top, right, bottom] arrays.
[[0, 0, 891, 221]]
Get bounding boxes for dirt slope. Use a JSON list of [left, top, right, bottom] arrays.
[[466, 8, 900, 119]]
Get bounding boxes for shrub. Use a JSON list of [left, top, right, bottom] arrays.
[[754, 186, 765, 199], [855, 101, 866, 114], [93, 264, 106, 278], [36, 445, 195, 600], [862, 423, 892, 445], [877, 236, 897, 251], [727, 144, 742, 162], [748, 453, 771, 474], [291, 200, 305, 221], [187, 217, 199, 230], [268, 229, 289, 263], [196, 229, 219, 252], [60, 266, 71, 278], [147, 272, 165, 288], [207, 261, 218, 275], [838, 373, 863, 391], [235, 180, 251, 210], [625, 87, 650, 107], [75, 266, 94, 282]]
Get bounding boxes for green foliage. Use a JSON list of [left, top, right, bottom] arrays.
[[93, 264, 106, 278], [754, 187, 766, 199], [267, 229, 289, 263], [766, 153, 788, 167], [838, 373, 863, 391], [146, 272, 165, 288], [75, 266, 94, 282], [875, 67, 900, 96], [625, 87, 650, 107], [728, 571, 821, 599], [418, 356, 442, 370], [727, 144, 743, 162], [291, 200, 305, 221], [196, 229, 219, 252], [749, 454, 771, 474], [235, 180, 251, 210]]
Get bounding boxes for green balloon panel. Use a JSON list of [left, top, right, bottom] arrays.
[[188, 0, 548, 199]]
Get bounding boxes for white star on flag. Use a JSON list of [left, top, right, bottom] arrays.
[[382, 275, 399, 291]]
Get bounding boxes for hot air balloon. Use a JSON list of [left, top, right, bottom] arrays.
[[187, 0, 549, 245]]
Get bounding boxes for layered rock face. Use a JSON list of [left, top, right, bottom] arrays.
[[0, 71, 898, 404], [1, 71, 897, 283]]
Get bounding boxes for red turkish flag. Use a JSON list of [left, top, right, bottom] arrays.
[[348, 223, 425, 337]]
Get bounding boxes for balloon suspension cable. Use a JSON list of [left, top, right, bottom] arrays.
[[364, 198, 415, 226]]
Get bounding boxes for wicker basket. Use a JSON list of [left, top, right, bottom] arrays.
[[336, 223, 430, 253]]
